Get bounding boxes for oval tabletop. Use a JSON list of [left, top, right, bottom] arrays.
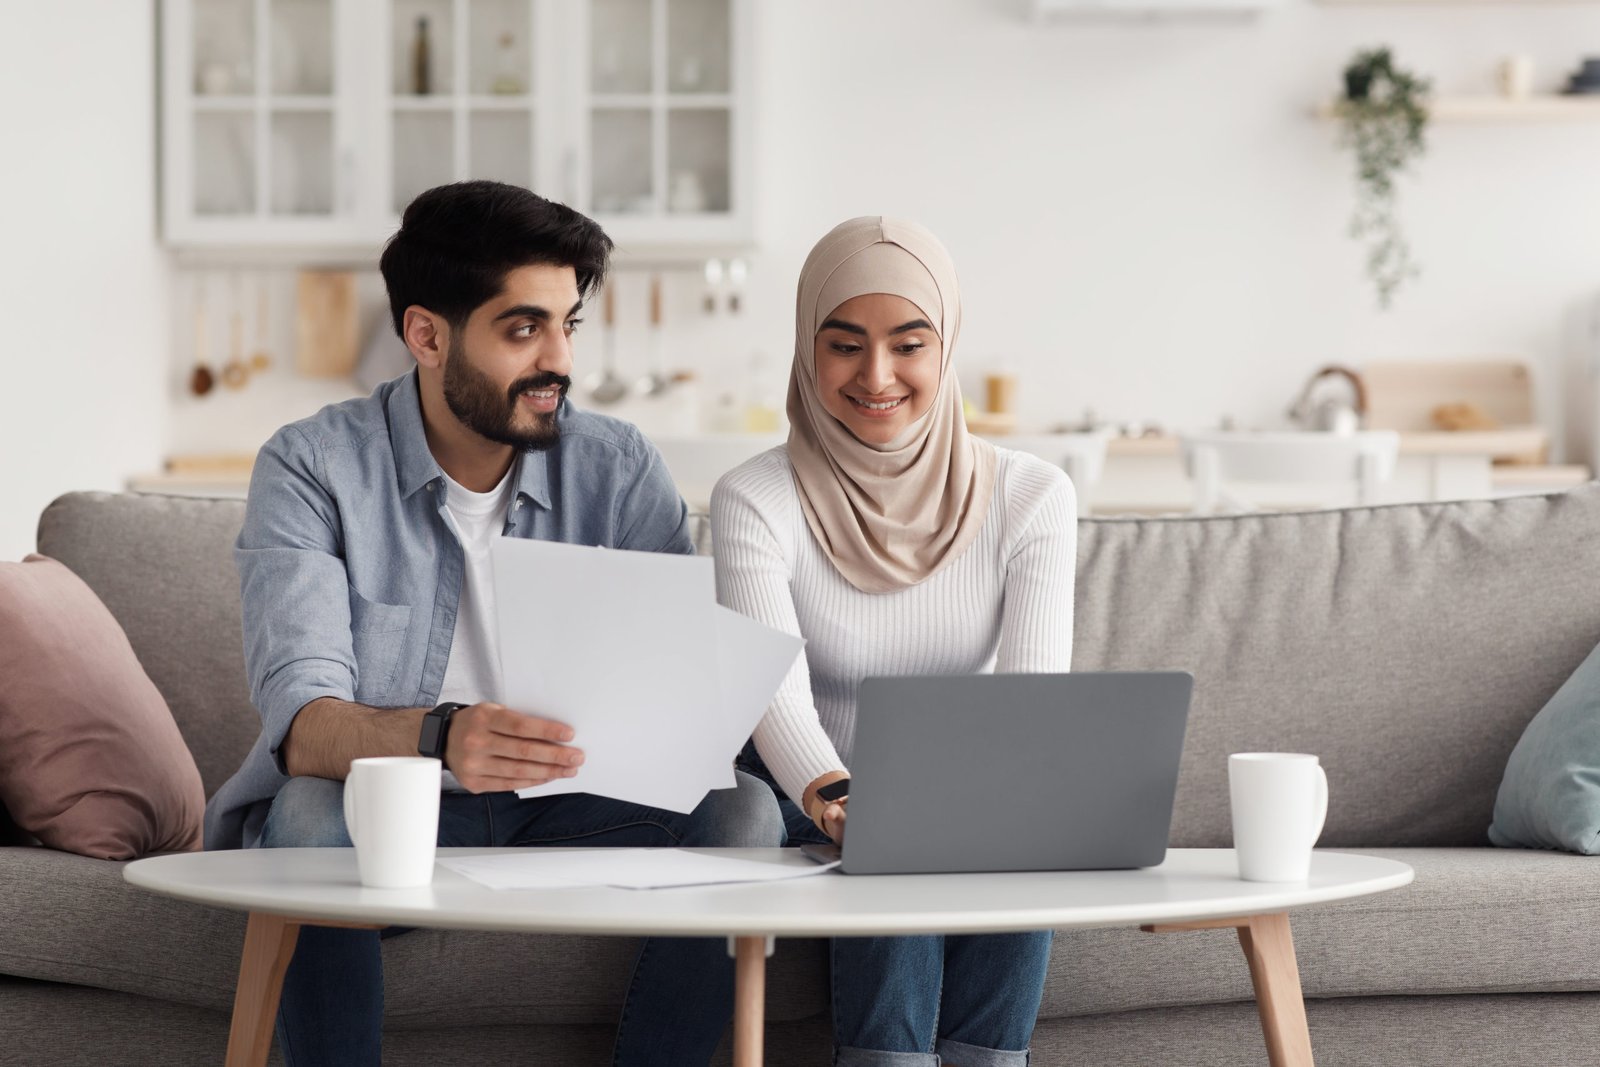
[[125, 847, 1412, 939]]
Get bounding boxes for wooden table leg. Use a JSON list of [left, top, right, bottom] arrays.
[[1237, 914, 1313, 1067], [732, 936, 771, 1067], [1142, 912, 1314, 1067], [226, 912, 300, 1067], [225, 915, 385, 1067]]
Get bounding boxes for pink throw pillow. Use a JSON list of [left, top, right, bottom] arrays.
[[0, 555, 204, 859]]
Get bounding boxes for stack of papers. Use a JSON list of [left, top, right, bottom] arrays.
[[440, 849, 839, 890], [491, 538, 805, 813]]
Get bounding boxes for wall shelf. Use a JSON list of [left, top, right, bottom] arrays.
[[1032, 0, 1282, 16], [1315, 95, 1600, 121]]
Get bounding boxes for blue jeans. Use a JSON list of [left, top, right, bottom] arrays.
[[739, 750, 1051, 1067], [254, 771, 783, 1067]]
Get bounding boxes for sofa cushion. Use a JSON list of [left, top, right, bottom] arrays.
[[37, 493, 257, 799], [0, 556, 204, 859], [1074, 487, 1600, 847], [1488, 636, 1600, 855], [1038, 847, 1600, 1018]]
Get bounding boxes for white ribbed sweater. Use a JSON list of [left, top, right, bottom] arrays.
[[710, 445, 1078, 806]]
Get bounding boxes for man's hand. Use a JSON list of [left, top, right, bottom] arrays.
[[444, 702, 585, 794], [802, 770, 850, 845]]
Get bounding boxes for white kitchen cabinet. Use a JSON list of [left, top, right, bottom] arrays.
[[161, 0, 754, 253]]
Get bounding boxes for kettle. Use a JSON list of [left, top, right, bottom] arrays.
[[1288, 365, 1367, 435]]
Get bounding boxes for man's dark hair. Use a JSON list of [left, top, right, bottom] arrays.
[[379, 180, 613, 337]]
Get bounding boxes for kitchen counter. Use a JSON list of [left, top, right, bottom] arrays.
[[128, 427, 1586, 513], [1101, 428, 1549, 460]]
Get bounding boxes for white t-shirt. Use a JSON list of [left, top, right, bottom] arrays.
[[437, 467, 516, 790]]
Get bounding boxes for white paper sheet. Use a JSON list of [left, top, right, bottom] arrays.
[[490, 538, 804, 813], [440, 849, 840, 890]]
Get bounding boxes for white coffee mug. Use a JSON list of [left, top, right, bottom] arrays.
[[343, 757, 441, 888], [1228, 753, 1329, 883]]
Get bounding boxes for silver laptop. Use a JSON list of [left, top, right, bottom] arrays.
[[803, 672, 1192, 875]]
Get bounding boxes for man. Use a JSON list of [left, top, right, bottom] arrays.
[[204, 180, 780, 1066]]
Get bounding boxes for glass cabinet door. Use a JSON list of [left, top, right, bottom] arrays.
[[584, 0, 738, 232], [177, 0, 346, 238], [163, 0, 751, 251], [387, 0, 538, 217]]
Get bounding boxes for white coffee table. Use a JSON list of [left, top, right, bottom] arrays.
[[125, 847, 1411, 1067]]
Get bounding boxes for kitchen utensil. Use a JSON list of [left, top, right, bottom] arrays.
[[250, 276, 273, 373], [189, 277, 215, 397], [637, 273, 671, 397], [727, 258, 747, 314], [702, 258, 723, 314], [586, 281, 630, 404], [1287, 365, 1366, 434], [220, 275, 250, 389], [295, 270, 360, 379]]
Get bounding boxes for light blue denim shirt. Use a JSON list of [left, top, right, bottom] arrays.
[[203, 370, 692, 849]]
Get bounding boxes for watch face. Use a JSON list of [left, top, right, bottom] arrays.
[[817, 779, 850, 802], [418, 716, 442, 756]]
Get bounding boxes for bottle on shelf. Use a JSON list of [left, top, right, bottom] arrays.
[[412, 17, 431, 95], [492, 32, 524, 95], [743, 351, 781, 434], [708, 391, 743, 434]]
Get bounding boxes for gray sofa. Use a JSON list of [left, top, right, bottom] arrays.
[[4, 486, 1598, 1066]]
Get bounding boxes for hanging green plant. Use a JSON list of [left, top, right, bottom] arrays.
[[1336, 48, 1430, 309]]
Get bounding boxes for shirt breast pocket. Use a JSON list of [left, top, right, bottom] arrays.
[[348, 591, 413, 706]]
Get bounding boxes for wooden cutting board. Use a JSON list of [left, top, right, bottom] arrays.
[[1362, 359, 1543, 463], [1361, 360, 1534, 431], [295, 270, 360, 378]]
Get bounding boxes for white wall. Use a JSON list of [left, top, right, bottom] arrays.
[[0, 1, 168, 561], [725, 0, 1600, 455]]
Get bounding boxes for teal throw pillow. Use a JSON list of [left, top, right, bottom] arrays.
[[1488, 639, 1600, 855]]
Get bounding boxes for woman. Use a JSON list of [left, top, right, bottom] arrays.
[[712, 217, 1077, 1067]]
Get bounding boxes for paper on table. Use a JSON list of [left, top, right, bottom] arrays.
[[491, 538, 804, 814], [439, 849, 839, 890]]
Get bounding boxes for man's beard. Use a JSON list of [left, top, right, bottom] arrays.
[[441, 336, 569, 452]]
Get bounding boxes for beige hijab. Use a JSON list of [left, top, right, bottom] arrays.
[[786, 217, 997, 594]]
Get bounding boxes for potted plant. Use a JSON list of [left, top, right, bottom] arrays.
[[1336, 48, 1430, 309]]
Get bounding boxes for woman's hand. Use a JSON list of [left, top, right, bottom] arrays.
[[817, 798, 847, 844], [802, 770, 850, 845]]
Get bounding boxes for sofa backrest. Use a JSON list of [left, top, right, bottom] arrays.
[[1074, 485, 1600, 847], [38, 486, 1600, 846], [38, 492, 254, 799]]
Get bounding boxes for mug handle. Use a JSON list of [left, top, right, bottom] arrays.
[[1308, 763, 1329, 847], [342, 764, 361, 847]]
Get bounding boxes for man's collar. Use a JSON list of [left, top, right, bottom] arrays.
[[387, 368, 553, 509]]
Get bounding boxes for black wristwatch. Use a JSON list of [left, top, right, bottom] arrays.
[[418, 702, 467, 763], [816, 777, 851, 804]]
